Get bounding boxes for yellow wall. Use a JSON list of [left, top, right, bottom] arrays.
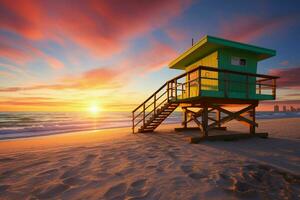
[[185, 51, 218, 97]]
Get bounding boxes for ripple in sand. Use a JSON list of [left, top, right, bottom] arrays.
[[35, 183, 69, 199], [62, 176, 86, 186]]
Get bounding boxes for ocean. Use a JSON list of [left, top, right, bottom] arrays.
[[0, 111, 299, 140]]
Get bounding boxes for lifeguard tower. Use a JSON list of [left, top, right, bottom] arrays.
[[132, 35, 278, 139]]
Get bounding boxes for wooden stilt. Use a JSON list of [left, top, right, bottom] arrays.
[[216, 110, 221, 128], [182, 108, 187, 128], [202, 105, 208, 137], [250, 106, 256, 134]]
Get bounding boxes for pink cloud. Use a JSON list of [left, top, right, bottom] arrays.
[[269, 66, 300, 89], [219, 14, 298, 42], [0, 0, 192, 57], [164, 26, 187, 42], [133, 41, 178, 72], [0, 34, 64, 69]]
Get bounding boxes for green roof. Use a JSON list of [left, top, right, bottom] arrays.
[[169, 35, 276, 69]]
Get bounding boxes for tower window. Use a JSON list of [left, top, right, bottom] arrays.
[[231, 57, 247, 66]]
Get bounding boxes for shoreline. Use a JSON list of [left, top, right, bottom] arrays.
[[1, 117, 299, 142]]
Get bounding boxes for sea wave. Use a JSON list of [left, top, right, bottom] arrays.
[[0, 111, 299, 140]]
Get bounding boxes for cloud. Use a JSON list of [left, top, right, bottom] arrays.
[[163, 26, 187, 42], [0, 37, 179, 92], [280, 60, 289, 66], [0, 65, 125, 92], [0, 34, 64, 69], [132, 41, 178, 72], [269, 66, 300, 89], [219, 13, 299, 42], [0, 97, 81, 108], [0, 0, 191, 57]]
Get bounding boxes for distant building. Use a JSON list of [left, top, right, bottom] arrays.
[[283, 105, 287, 112], [291, 106, 296, 112], [274, 105, 279, 112]]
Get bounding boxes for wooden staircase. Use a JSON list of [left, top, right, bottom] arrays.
[[132, 82, 179, 133], [138, 102, 178, 133]]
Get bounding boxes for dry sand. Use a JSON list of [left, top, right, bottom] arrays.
[[0, 118, 299, 200]]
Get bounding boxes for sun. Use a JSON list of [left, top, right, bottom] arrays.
[[88, 104, 101, 114]]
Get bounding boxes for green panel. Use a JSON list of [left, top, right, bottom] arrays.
[[218, 48, 257, 99]]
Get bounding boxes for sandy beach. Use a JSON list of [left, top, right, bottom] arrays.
[[0, 118, 299, 200]]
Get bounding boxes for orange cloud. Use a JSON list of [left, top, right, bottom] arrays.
[[0, 65, 125, 92]]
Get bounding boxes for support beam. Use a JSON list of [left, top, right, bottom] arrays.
[[202, 105, 208, 137], [182, 108, 187, 128], [216, 110, 221, 128], [208, 104, 258, 129], [250, 106, 256, 134], [178, 101, 259, 139]]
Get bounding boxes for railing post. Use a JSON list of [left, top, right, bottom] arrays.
[[182, 83, 184, 99], [272, 79, 276, 98], [198, 68, 201, 96], [167, 82, 170, 102], [154, 94, 156, 115], [143, 104, 145, 127], [188, 72, 190, 98], [175, 80, 177, 100], [132, 112, 135, 133], [224, 72, 228, 98], [246, 75, 249, 99]]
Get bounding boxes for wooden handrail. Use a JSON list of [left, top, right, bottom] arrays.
[[132, 82, 167, 113], [167, 66, 279, 84]]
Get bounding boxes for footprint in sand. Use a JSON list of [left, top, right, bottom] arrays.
[[103, 182, 127, 200], [188, 172, 207, 180], [60, 167, 80, 179], [127, 179, 148, 198], [0, 184, 10, 192], [81, 154, 97, 167], [180, 165, 193, 174]]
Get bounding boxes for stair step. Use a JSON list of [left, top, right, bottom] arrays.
[[138, 129, 154, 133]]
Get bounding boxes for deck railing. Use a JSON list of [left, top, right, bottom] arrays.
[[167, 66, 279, 101], [132, 65, 279, 133]]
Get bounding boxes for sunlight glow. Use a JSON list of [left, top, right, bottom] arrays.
[[88, 104, 101, 114]]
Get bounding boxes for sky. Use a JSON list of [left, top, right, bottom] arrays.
[[0, 0, 299, 112]]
